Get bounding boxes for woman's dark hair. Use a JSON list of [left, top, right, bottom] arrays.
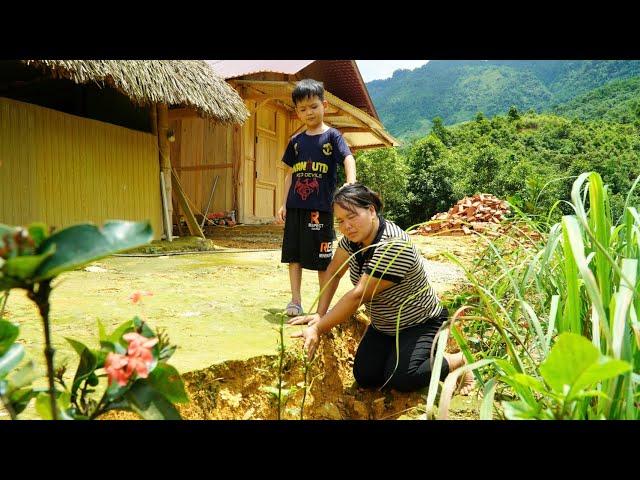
[[292, 79, 325, 104], [333, 183, 383, 215]]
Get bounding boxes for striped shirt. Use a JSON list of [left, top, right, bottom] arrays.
[[338, 217, 443, 335]]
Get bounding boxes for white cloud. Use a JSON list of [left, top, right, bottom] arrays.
[[356, 60, 430, 82]]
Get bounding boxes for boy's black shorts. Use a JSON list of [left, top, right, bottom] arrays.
[[281, 208, 336, 271]]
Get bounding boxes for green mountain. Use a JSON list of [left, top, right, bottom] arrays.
[[551, 77, 640, 123], [368, 60, 640, 139]]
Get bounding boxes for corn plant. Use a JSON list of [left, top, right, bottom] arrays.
[[443, 171, 640, 419]]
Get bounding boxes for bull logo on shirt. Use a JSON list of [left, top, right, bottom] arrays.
[[294, 178, 320, 200], [322, 142, 332, 156]]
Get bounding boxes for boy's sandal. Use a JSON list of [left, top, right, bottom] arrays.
[[285, 301, 303, 316]]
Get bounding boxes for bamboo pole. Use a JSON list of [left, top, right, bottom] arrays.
[[171, 168, 205, 239], [232, 124, 241, 218]]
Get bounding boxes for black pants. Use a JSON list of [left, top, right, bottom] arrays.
[[353, 309, 450, 392]]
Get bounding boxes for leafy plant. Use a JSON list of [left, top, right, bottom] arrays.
[[497, 333, 631, 419], [261, 312, 298, 419], [0, 220, 189, 419]]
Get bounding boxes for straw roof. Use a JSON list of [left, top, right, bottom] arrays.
[[23, 60, 249, 124]]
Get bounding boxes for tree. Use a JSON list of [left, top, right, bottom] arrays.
[[404, 135, 455, 227]]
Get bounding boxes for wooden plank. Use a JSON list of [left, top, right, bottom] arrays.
[[176, 163, 233, 172], [171, 167, 205, 238]]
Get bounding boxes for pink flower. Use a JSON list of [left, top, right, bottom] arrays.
[[129, 291, 154, 304], [123, 332, 158, 361], [104, 353, 131, 386], [126, 355, 151, 379]]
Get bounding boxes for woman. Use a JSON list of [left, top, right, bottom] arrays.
[[289, 183, 474, 394]]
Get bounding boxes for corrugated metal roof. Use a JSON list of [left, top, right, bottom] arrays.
[[207, 60, 314, 79]]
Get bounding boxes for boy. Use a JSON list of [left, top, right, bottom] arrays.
[[277, 79, 356, 316]]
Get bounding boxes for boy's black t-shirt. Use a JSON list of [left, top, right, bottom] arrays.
[[281, 127, 352, 212]]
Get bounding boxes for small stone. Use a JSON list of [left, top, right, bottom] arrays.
[[352, 400, 369, 419], [372, 397, 386, 419], [320, 402, 342, 420]]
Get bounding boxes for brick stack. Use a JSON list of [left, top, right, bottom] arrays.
[[416, 194, 511, 236]]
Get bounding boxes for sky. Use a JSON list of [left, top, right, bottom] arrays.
[[356, 60, 430, 83]]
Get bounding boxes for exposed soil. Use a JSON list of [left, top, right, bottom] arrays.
[[103, 317, 482, 421]]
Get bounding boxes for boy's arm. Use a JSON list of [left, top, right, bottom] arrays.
[[277, 167, 293, 223], [343, 154, 356, 184]]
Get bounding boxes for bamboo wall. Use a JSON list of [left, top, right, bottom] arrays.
[[168, 99, 291, 224], [0, 97, 163, 238], [169, 116, 235, 218]]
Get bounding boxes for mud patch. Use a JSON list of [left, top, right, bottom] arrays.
[[102, 319, 481, 420]]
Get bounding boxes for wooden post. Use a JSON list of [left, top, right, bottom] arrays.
[[159, 171, 173, 242], [232, 124, 241, 217], [157, 103, 173, 240], [150, 103, 158, 136]]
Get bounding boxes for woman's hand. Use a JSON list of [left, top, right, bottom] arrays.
[[290, 325, 320, 361], [287, 313, 321, 326]]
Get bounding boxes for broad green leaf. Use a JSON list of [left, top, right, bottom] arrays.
[[0, 319, 19, 355], [540, 333, 598, 393], [0, 343, 25, 377], [148, 364, 188, 403], [568, 358, 631, 400], [132, 316, 155, 338], [502, 400, 541, 420], [509, 373, 550, 396], [108, 319, 135, 344], [540, 333, 630, 397], [27, 223, 49, 249], [124, 380, 182, 420], [35, 391, 74, 420], [33, 221, 153, 281], [65, 338, 97, 397], [2, 245, 55, 280]]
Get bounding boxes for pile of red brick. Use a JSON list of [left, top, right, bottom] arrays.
[[416, 194, 511, 236]]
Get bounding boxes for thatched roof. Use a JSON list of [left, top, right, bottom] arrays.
[[23, 60, 249, 124]]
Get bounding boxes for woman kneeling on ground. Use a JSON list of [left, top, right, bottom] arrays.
[[289, 183, 474, 394]]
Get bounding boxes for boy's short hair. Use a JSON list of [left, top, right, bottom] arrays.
[[292, 79, 325, 105]]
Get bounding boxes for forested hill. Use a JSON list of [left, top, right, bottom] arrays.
[[551, 77, 640, 123], [367, 60, 640, 138]]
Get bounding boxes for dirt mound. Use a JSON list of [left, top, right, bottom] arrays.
[[102, 318, 480, 420]]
